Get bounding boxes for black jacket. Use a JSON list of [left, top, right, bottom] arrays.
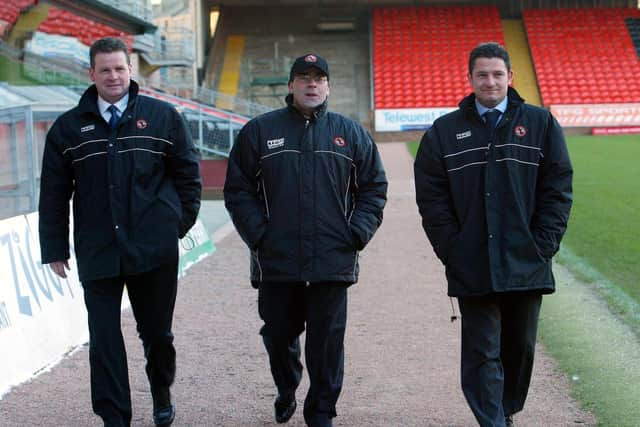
[[414, 88, 572, 297], [224, 96, 387, 285], [39, 81, 201, 281]]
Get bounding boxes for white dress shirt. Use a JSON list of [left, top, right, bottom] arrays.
[[475, 96, 508, 126], [97, 94, 129, 125]]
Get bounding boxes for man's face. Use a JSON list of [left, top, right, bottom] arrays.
[[468, 57, 513, 108], [89, 51, 132, 104], [288, 69, 329, 117]]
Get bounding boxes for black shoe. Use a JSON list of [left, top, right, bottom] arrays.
[[153, 404, 175, 427], [305, 415, 333, 427], [103, 417, 127, 427], [505, 415, 514, 427], [152, 386, 175, 426], [274, 394, 296, 423]]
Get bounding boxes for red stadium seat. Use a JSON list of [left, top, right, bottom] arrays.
[[524, 7, 640, 105], [36, 6, 135, 54], [372, 5, 504, 109]]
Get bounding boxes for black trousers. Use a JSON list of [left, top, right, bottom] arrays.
[[458, 292, 542, 427], [82, 253, 178, 426], [258, 282, 348, 427]]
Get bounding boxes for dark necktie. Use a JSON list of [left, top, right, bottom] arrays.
[[483, 109, 500, 129], [108, 105, 120, 129]]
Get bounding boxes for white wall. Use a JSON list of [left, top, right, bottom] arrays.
[[0, 212, 213, 397]]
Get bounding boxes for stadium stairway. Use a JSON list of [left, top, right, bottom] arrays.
[[6, 2, 48, 46], [205, 4, 371, 127], [502, 19, 541, 107], [626, 17, 640, 58], [216, 35, 245, 111]]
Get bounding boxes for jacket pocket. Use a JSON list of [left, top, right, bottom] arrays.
[[158, 192, 183, 222], [257, 224, 294, 262], [531, 229, 556, 260], [344, 216, 360, 250], [441, 229, 461, 265]]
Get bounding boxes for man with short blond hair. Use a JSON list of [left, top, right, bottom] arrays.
[[39, 37, 201, 427]]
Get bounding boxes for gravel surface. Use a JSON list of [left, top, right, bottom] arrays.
[[0, 142, 596, 426]]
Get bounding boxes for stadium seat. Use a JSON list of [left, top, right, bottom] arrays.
[[524, 7, 640, 105], [36, 6, 134, 53], [372, 5, 504, 109], [0, 0, 36, 36]]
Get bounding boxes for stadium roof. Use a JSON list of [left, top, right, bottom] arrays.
[[0, 84, 80, 111]]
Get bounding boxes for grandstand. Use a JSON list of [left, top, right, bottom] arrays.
[[37, 5, 135, 52], [4, 0, 640, 131], [373, 5, 504, 109], [0, 0, 242, 220], [524, 7, 640, 105], [201, 0, 639, 135], [2, 0, 640, 219], [0, 0, 35, 34]]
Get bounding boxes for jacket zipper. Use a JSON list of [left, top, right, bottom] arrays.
[[300, 118, 311, 280]]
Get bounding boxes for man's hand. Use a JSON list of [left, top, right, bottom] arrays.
[[49, 260, 70, 278]]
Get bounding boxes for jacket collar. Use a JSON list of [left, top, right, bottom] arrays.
[[285, 93, 328, 122], [78, 79, 140, 115], [460, 86, 524, 121]]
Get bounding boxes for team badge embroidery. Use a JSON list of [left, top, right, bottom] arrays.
[[136, 119, 148, 129], [305, 54, 318, 63], [333, 137, 346, 147], [514, 125, 527, 137]]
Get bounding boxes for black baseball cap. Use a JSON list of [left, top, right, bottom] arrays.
[[289, 54, 330, 83]]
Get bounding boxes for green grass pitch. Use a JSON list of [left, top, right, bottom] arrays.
[[563, 135, 640, 305]]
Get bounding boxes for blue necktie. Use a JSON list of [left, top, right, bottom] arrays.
[[483, 110, 500, 129], [108, 105, 120, 129]]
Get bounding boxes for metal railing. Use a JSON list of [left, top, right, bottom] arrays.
[[22, 52, 90, 86], [0, 97, 241, 221], [0, 105, 65, 220], [155, 28, 194, 62], [196, 86, 272, 117], [183, 107, 240, 158], [139, 87, 250, 158], [135, 29, 195, 63]]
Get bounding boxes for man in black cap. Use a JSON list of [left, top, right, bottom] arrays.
[[224, 53, 387, 426]]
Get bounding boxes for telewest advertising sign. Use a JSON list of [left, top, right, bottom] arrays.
[[375, 107, 455, 132]]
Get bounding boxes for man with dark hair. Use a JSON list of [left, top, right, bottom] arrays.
[[414, 42, 573, 427], [224, 53, 387, 427], [39, 36, 201, 427], [89, 37, 131, 68], [468, 41, 511, 76]]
